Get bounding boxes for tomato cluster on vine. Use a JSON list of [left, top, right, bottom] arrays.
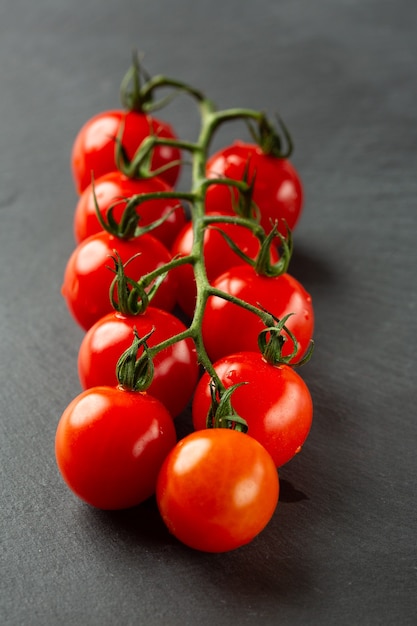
[[56, 56, 315, 553]]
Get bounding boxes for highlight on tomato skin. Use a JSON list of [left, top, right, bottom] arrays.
[[71, 109, 181, 194], [156, 428, 279, 553], [55, 385, 177, 510], [192, 351, 313, 467]]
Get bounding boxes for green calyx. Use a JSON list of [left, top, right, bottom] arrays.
[[93, 176, 193, 240], [258, 312, 314, 367], [120, 50, 206, 115], [119, 51, 154, 113], [199, 214, 292, 278], [206, 381, 248, 432], [91, 174, 138, 240], [116, 327, 155, 391], [108, 251, 167, 316], [248, 114, 293, 158], [226, 160, 258, 221], [115, 124, 193, 181], [254, 221, 293, 276]]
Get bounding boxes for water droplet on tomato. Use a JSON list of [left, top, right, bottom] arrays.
[[226, 368, 238, 383]]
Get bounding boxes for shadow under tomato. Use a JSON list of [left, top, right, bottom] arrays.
[[278, 478, 309, 503], [169, 519, 314, 605], [85, 495, 175, 547], [74, 477, 315, 606]]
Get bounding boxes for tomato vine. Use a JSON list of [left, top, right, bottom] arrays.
[[98, 56, 312, 398], [58, 54, 315, 552]]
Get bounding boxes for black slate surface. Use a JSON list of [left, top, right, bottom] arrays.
[[1, 1, 416, 624]]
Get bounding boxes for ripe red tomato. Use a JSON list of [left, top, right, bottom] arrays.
[[202, 265, 314, 363], [171, 211, 279, 318], [55, 386, 177, 510], [71, 110, 181, 194], [78, 308, 199, 418], [156, 428, 279, 552], [74, 172, 187, 249], [192, 352, 313, 467], [205, 142, 303, 237], [61, 231, 177, 331]]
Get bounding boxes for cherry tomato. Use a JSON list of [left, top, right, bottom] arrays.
[[61, 231, 177, 331], [171, 211, 279, 318], [205, 142, 303, 237], [156, 428, 279, 552], [192, 352, 313, 467], [78, 307, 199, 418], [71, 110, 181, 194], [74, 172, 187, 249], [55, 386, 177, 510], [202, 265, 314, 363]]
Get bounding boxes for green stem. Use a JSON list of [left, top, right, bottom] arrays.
[[201, 176, 251, 195], [142, 136, 200, 154], [206, 286, 274, 325], [204, 108, 264, 142], [128, 98, 276, 375], [200, 213, 265, 240], [116, 69, 304, 420], [128, 190, 196, 204], [139, 75, 207, 107], [139, 254, 195, 288]]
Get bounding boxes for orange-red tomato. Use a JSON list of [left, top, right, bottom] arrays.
[[156, 428, 279, 552], [55, 386, 176, 510]]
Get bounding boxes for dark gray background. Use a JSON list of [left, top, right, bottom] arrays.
[[1, 1, 416, 624]]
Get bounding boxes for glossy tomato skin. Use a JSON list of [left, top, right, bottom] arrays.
[[71, 110, 181, 194], [205, 142, 303, 237], [202, 265, 314, 364], [61, 231, 177, 331], [171, 211, 279, 318], [74, 172, 187, 248], [55, 386, 177, 510], [192, 352, 313, 467], [78, 308, 199, 418], [156, 428, 279, 552]]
